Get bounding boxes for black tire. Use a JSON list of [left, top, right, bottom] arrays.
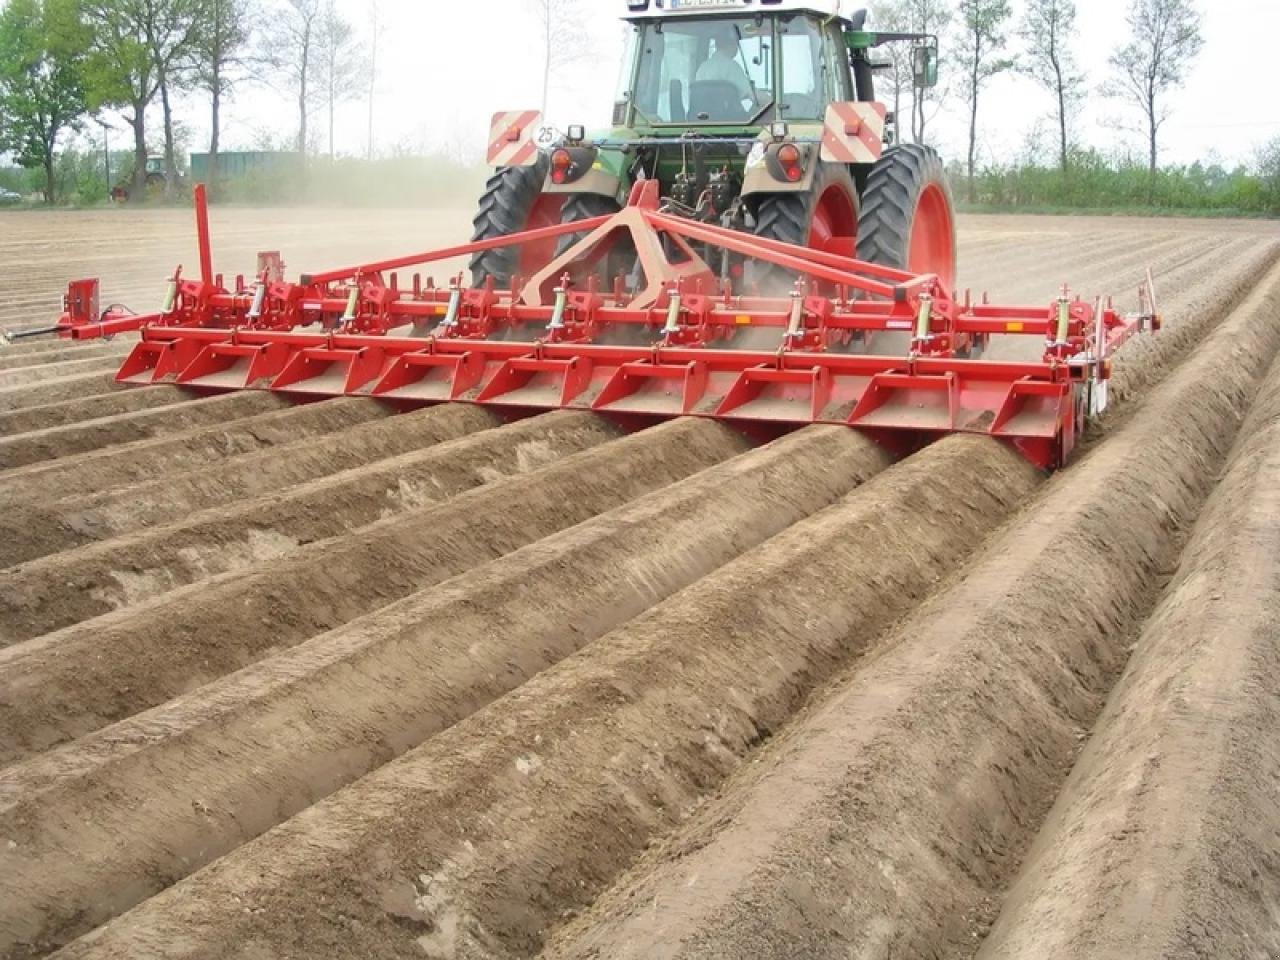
[[555, 193, 621, 257], [856, 144, 956, 291], [469, 153, 551, 288], [749, 162, 858, 292]]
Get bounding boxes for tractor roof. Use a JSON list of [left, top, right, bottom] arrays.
[[624, 0, 851, 21]]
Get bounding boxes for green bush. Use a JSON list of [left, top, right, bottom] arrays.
[[957, 148, 1279, 217]]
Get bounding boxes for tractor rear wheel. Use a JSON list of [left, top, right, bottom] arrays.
[[856, 144, 956, 294], [749, 162, 859, 293], [555, 193, 621, 257], [469, 154, 564, 289]]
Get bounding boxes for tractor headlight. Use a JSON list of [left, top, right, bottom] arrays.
[[770, 121, 789, 141], [567, 124, 586, 144]]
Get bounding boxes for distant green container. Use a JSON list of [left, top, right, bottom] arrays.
[[189, 151, 300, 182]]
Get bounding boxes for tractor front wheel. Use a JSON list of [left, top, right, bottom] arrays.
[[469, 154, 564, 289], [856, 144, 956, 294]]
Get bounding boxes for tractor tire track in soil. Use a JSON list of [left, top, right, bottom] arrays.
[[544, 257, 1280, 960], [0, 216, 1276, 960]]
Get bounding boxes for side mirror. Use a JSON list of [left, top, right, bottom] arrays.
[[912, 45, 939, 88]]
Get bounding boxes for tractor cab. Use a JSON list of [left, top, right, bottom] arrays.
[[471, 0, 955, 302], [618, 11, 845, 127]]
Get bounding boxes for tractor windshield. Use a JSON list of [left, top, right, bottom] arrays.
[[626, 16, 775, 125], [620, 15, 833, 127]]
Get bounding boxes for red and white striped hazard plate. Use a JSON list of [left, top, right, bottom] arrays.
[[820, 102, 887, 165], [486, 110, 543, 167]]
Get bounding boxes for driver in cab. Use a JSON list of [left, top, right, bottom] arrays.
[[695, 25, 754, 102]]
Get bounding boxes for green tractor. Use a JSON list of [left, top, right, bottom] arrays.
[[471, 0, 954, 299]]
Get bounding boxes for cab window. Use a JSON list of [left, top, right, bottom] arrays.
[[778, 16, 828, 119], [630, 17, 775, 124]]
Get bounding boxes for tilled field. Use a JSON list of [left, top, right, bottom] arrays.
[[1, 211, 1279, 960]]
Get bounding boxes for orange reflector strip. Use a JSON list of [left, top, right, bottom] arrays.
[[1006, 321, 1024, 332], [735, 314, 751, 325], [435, 305, 448, 315]]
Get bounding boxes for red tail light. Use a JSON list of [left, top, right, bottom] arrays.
[[551, 149, 573, 184]]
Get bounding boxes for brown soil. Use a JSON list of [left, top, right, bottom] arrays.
[[0, 407, 562, 640], [543, 258, 1280, 960], [0, 395, 388, 502], [2, 213, 1278, 960], [0, 390, 293, 469], [0, 404, 501, 570], [0, 386, 191, 436], [34, 436, 1035, 960], [0, 370, 123, 413], [972, 323, 1280, 960], [0, 426, 892, 956], [0, 342, 132, 372], [0, 355, 123, 390], [0, 418, 746, 765]]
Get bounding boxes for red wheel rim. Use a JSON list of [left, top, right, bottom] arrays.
[[908, 183, 956, 292], [808, 183, 858, 259], [519, 194, 566, 277]]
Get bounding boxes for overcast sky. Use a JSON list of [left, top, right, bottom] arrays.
[[178, 0, 1279, 170]]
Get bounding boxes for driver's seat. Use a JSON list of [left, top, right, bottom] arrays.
[[688, 80, 743, 121]]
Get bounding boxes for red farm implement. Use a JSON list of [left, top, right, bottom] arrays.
[[56, 183, 1158, 469]]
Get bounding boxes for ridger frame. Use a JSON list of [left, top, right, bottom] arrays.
[[57, 183, 1159, 469]]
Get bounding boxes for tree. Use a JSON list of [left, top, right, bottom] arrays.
[[1020, 0, 1084, 173], [81, 0, 203, 201], [958, 0, 1014, 201], [1108, 0, 1204, 179], [192, 0, 252, 196], [533, 0, 590, 117], [0, 0, 90, 204], [145, 0, 204, 193], [313, 0, 364, 161], [277, 0, 321, 167]]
